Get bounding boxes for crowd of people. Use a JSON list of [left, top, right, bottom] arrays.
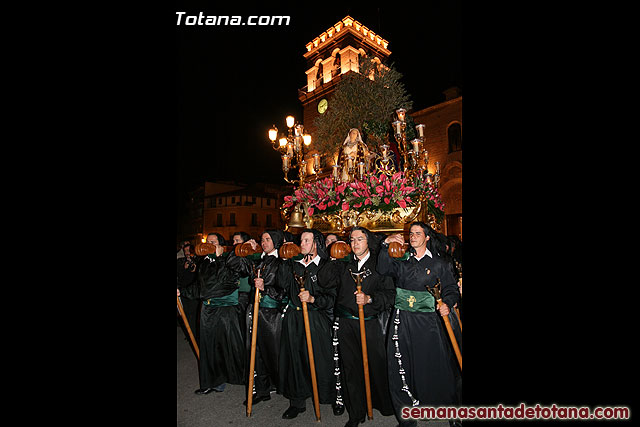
[[177, 223, 463, 427]]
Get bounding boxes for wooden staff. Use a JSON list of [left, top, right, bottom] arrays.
[[295, 273, 321, 421], [454, 279, 462, 332], [437, 298, 462, 371], [427, 283, 462, 371], [246, 269, 261, 417], [177, 295, 199, 360], [356, 283, 373, 420]]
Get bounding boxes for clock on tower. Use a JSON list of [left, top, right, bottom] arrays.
[[317, 99, 328, 114]]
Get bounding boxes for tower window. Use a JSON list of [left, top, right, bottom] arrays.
[[448, 123, 462, 153]]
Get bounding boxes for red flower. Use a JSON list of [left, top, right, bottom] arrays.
[[342, 202, 350, 211]]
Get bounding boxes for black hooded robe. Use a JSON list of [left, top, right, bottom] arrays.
[[177, 256, 201, 346], [377, 242, 462, 426], [244, 230, 287, 399], [333, 250, 396, 423], [184, 251, 252, 390], [276, 230, 338, 408]]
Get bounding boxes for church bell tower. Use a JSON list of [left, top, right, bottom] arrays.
[[298, 16, 392, 137]]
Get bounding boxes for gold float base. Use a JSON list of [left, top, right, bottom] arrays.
[[283, 199, 442, 236]]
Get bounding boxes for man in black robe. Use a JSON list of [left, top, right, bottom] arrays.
[[231, 231, 253, 315], [181, 232, 253, 395], [243, 229, 287, 407], [276, 228, 338, 419], [333, 226, 395, 427], [177, 242, 200, 347], [377, 222, 461, 427]]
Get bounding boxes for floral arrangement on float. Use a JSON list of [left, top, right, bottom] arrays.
[[282, 171, 445, 233]]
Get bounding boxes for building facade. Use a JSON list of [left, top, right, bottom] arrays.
[[178, 181, 293, 245], [411, 88, 462, 240]]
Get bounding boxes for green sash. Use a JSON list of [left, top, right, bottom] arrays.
[[394, 287, 435, 312], [259, 294, 280, 309], [204, 289, 239, 307]]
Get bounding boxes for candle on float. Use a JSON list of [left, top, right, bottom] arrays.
[[332, 164, 340, 180], [347, 155, 354, 170], [381, 144, 389, 161], [392, 120, 402, 134], [282, 154, 291, 171], [411, 139, 421, 155]]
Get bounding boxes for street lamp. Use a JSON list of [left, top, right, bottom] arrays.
[[267, 116, 312, 188]]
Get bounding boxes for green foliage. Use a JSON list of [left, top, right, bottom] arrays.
[[313, 55, 413, 157]]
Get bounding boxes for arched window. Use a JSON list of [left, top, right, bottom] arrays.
[[333, 52, 341, 76], [448, 123, 462, 153], [316, 62, 323, 85]]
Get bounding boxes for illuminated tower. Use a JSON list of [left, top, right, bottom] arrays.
[[298, 16, 391, 136]]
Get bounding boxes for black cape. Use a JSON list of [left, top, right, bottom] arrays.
[[377, 244, 462, 422], [245, 252, 286, 397], [333, 252, 396, 421], [276, 255, 338, 404], [185, 251, 253, 389]]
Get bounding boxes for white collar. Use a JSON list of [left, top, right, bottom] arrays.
[[355, 251, 370, 271], [413, 247, 433, 261], [297, 254, 320, 267], [262, 249, 279, 259]]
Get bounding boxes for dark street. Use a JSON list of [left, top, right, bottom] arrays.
[[177, 324, 450, 426]]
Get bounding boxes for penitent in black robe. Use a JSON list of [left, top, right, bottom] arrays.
[[244, 252, 286, 398], [377, 243, 462, 425], [276, 255, 338, 407], [183, 251, 252, 390], [333, 252, 396, 423]]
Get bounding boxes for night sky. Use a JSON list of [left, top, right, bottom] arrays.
[[176, 3, 461, 215]]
